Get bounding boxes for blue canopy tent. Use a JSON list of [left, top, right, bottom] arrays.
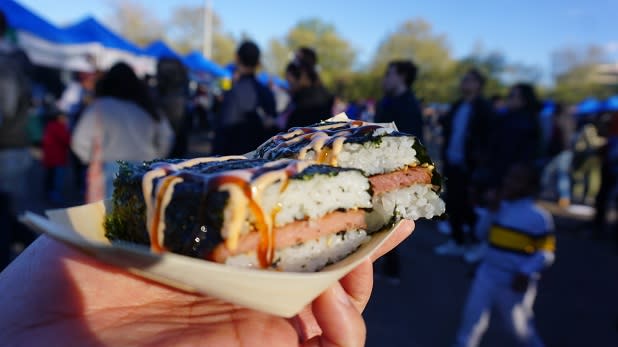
[[0, 0, 70, 43], [603, 95, 618, 112], [183, 51, 230, 79], [576, 97, 603, 115], [0, 0, 96, 70], [273, 76, 289, 90], [259, 72, 289, 89], [63, 17, 144, 54], [62, 17, 155, 75], [144, 40, 181, 60]]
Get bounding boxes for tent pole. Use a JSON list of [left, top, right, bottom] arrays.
[[203, 0, 213, 59]]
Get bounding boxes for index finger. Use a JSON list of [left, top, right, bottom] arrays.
[[370, 219, 415, 262]]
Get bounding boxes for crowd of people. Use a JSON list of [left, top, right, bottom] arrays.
[[1, 7, 617, 346]]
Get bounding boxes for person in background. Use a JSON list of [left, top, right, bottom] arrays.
[[489, 94, 506, 115], [487, 83, 543, 188], [435, 69, 492, 257], [454, 163, 555, 347], [570, 113, 605, 206], [374, 60, 424, 141], [212, 41, 276, 155], [283, 59, 334, 128], [593, 109, 618, 239], [295, 46, 318, 70], [42, 109, 70, 204], [155, 57, 190, 158], [541, 103, 576, 208], [57, 71, 97, 129], [331, 95, 348, 116], [191, 83, 213, 132], [0, 9, 35, 270], [360, 99, 376, 122], [372, 60, 424, 280], [57, 70, 98, 195], [71, 62, 174, 201], [0, 9, 34, 210]]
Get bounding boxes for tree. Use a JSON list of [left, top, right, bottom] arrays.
[[167, 5, 236, 65], [266, 18, 356, 87], [263, 39, 290, 75], [550, 45, 614, 103], [106, 0, 164, 46], [369, 19, 456, 102]]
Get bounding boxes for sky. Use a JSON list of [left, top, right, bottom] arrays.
[[18, 0, 618, 82]]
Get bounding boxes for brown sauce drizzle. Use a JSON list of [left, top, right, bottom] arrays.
[[264, 121, 384, 165], [143, 158, 311, 268]]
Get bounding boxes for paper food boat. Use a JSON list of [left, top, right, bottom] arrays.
[[21, 201, 412, 318]]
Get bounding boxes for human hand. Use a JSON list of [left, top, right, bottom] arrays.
[[511, 273, 530, 293], [0, 220, 414, 346]]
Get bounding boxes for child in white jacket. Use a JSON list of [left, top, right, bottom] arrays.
[[454, 163, 555, 347]]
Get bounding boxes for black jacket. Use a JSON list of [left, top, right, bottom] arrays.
[[375, 90, 424, 142], [486, 109, 542, 186], [286, 85, 334, 128], [440, 97, 493, 173], [213, 74, 276, 155]]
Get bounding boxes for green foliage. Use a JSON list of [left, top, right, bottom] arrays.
[[550, 65, 614, 103], [265, 18, 356, 88], [369, 19, 453, 75], [263, 39, 291, 75]]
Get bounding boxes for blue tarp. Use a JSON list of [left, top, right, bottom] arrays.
[[604, 96, 618, 112], [144, 40, 181, 60], [258, 71, 289, 89], [0, 0, 74, 43], [63, 17, 144, 54], [183, 51, 230, 78], [576, 97, 602, 115]]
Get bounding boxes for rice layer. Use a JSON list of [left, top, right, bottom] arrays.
[[303, 135, 418, 176], [368, 184, 446, 231], [225, 229, 370, 272], [262, 170, 371, 227]]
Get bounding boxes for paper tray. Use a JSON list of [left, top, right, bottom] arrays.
[[21, 201, 412, 318]]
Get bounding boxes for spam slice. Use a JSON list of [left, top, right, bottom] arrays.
[[105, 157, 373, 272], [255, 117, 446, 229]]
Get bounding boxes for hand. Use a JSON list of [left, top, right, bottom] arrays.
[[0, 221, 414, 346], [511, 273, 530, 293]]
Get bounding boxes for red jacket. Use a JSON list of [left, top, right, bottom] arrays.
[[42, 120, 70, 167]]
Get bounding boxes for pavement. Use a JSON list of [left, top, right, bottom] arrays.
[[14, 141, 618, 347], [365, 218, 618, 347]]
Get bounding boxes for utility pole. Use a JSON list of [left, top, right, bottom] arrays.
[[203, 0, 213, 58]]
